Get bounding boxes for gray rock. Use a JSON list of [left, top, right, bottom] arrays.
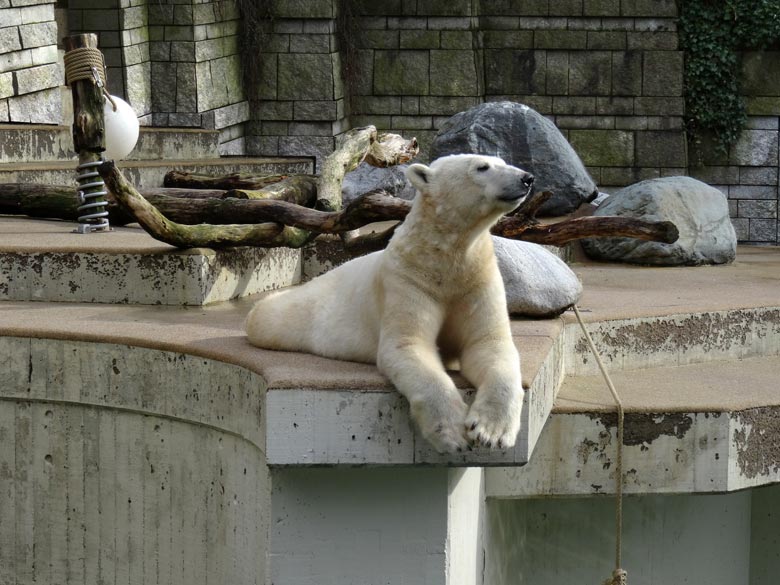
[[342, 162, 416, 204], [493, 237, 582, 318], [582, 176, 737, 266], [431, 101, 598, 216]]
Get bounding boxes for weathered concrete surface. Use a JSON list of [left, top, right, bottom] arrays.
[[487, 355, 780, 497], [0, 243, 779, 468], [0, 124, 221, 164], [0, 337, 269, 585], [0, 218, 302, 305]]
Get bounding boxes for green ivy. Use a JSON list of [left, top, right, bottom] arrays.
[[679, 0, 780, 155]]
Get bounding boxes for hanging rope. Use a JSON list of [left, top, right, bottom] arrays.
[[63, 47, 117, 110], [572, 305, 628, 585]]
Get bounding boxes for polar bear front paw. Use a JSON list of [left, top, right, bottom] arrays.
[[465, 392, 523, 450], [410, 392, 469, 454]]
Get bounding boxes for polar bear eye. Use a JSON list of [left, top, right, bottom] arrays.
[[477, 164, 490, 172]]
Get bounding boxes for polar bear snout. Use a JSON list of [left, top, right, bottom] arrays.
[[497, 171, 534, 203]]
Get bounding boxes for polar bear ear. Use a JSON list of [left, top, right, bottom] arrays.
[[406, 163, 432, 191]]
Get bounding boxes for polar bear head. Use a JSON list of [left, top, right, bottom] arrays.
[[406, 154, 534, 229]]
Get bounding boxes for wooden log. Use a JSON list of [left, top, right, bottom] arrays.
[[224, 175, 318, 206], [165, 170, 287, 190], [65, 34, 104, 154], [64, 33, 108, 232], [495, 215, 680, 246], [98, 160, 313, 248], [315, 126, 419, 211]]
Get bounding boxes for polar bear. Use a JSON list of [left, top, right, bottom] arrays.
[[246, 154, 534, 453]]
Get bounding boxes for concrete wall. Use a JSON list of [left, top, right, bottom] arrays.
[[484, 488, 780, 585], [0, 337, 271, 585]]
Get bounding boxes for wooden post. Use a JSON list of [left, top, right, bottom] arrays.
[[64, 33, 110, 233]]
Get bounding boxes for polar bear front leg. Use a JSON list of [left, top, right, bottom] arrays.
[[376, 298, 470, 454], [459, 296, 524, 450]]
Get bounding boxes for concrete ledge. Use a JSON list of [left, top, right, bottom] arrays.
[[0, 246, 778, 472], [0, 218, 302, 305], [488, 351, 780, 496]]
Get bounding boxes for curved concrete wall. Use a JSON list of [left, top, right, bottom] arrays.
[[0, 337, 269, 585]]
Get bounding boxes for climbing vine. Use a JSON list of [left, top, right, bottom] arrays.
[[678, 0, 780, 154]]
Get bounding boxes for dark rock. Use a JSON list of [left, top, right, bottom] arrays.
[[430, 101, 598, 216], [581, 176, 737, 266]]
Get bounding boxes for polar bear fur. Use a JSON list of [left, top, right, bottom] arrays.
[[246, 154, 534, 453]]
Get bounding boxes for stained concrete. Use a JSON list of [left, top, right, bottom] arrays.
[[0, 217, 303, 305]]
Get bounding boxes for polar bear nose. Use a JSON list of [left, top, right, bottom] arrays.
[[522, 173, 534, 188]]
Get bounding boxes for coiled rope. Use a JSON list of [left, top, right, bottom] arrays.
[[63, 47, 116, 110], [572, 305, 628, 585]]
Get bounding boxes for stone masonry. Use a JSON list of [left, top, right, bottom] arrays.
[[245, 0, 349, 171], [0, 0, 61, 124], [66, 0, 249, 154], [0, 0, 779, 242]]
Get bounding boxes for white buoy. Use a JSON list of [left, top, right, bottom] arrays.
[[103, 95, 139, 161]]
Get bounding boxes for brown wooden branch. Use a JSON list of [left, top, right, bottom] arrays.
[[98, 161, 313, 248], [493, 215, 679, 246], [163, 170, 289, 190]]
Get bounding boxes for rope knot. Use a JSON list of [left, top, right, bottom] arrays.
[[63, 46, 116, 110]]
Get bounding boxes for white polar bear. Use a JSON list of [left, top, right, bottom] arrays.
[[246, 154, 534, 453]]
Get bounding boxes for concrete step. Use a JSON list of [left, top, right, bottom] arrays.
[[0, 124, 223, 164], [488, 354, 780, 497], [0, 216, 302, 306], [0, 156, 313, 188]]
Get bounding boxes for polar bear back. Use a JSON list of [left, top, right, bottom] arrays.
[[245, 251, 383, 363]]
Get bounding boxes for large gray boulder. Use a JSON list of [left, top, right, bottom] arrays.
[[493, 237, 582, 317], [582, 176, 737, 266], [431, 101, 598, 216], [342, 162, 416, 205]]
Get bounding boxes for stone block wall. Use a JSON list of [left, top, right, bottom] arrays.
[[478, 1, 687, 192], [67, 0, 152, 123], [65, 0, 248, 152], [348, 0, 483, 155], [0, 0, 61, 123], [245, 0, 349, 170], [689, 51, 780, 244]]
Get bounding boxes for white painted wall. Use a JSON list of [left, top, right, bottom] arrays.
[[484, 491, 754, 585]]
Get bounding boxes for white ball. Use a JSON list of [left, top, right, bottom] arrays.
[[103, 95, 140, 161]]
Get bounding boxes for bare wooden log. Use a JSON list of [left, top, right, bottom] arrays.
[[225, 175, 318, 206], [166, 170, 282, 190], [64, 33, 108, 232], [495, 216, 680, 246], [99, 161, 312, 248], [315, 126, 419, 211], [65, 34, 104, 154], [0, 183, 227, 225]]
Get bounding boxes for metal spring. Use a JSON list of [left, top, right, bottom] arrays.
[[74, 158, 110, 233]]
